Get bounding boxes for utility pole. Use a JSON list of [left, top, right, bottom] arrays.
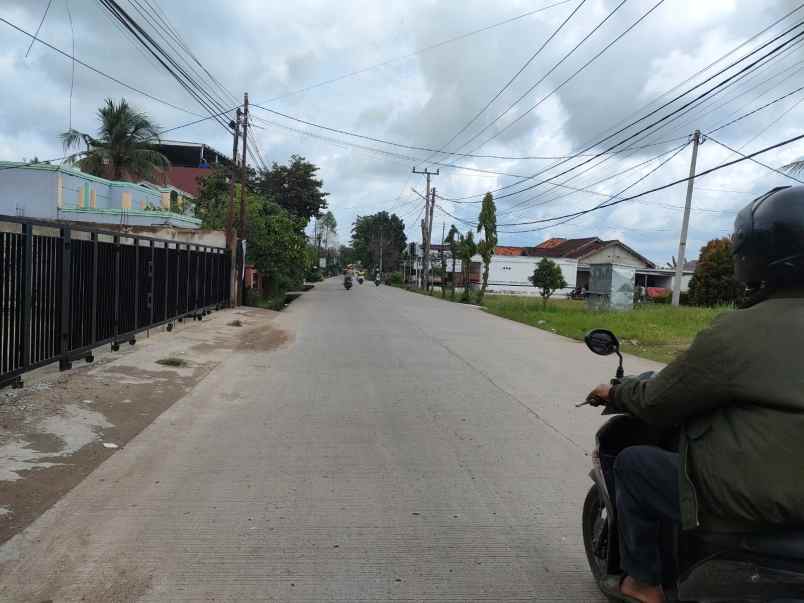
[[226, 107, 241, 307], [378, 228, 383, 275], [237, 92, 249, 305], [426, 187, 436, 290], [672, 129, 702, 306], [412, 167, 439, 290]]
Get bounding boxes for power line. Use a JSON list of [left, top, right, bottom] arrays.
[[260, 0, 577, 104], [25, 0, 54, 57], [706, 134, 804, 184], [442, 21, 804, 206], [496, 129, 804, 228], [458, 0, 665, 157], [438, 12, 804, 202], [421, 0, 589, 164], [0, 15, 202, 116]]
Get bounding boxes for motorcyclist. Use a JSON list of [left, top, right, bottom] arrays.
[[588, 186, 804, 603]]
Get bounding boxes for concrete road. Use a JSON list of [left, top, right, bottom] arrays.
[[0, 279, 660, 602]]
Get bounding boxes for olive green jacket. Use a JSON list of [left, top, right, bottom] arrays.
[[612, 291, 804, 531]]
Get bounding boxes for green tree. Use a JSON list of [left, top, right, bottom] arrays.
[[194, 167, 230, 228], [61, 98, 169, 181], [445, 224, 460, 300], [687, 237, 744, 306], [248, 202, 308, 295], [475, 192, 498, 304], [351, 211, 407, 272], [457, 231, 477, 302], [530, 258, 567, 309], [256, 155, 328, 222]]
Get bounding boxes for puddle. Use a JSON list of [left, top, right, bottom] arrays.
[[0, 404, 113, 481]]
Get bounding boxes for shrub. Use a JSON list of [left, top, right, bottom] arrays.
[[688, 238, 744, 307], [388, 271, 403, 286]]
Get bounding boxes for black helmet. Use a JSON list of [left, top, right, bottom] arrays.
[[732, 185, 804, 287]]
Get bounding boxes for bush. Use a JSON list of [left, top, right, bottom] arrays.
[[388, 271, 403, 286], [688, 238, 744, 307], [306, 270, 323, 282]]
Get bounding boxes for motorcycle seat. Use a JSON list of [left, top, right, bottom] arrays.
[[687, 528, 804, 561]]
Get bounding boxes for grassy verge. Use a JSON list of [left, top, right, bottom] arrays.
[[483, 296, 730, 363]]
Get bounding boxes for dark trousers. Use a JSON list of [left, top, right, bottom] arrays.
[[614, 445, 681, 586]]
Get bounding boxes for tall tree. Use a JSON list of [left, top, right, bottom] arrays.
[[256, 155, 328, 222], [320, 211, 337, 268], [457, 231, 477, 302], [351, 212, 407, 272], [61, 98, 169, 182], [687, 237, 744, 306], [475, 192, 498, 304], [445, 224, 460, 300]]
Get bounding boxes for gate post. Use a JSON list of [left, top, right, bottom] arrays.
[[58, 226, 72, 371]]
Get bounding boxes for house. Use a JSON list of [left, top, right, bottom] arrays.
[[155, 140, 232, 197], [431, 244, 577, 295], [532, 237, 694, 292], [0, 161, 201, 229]]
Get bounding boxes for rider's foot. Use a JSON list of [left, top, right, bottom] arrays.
[[621, 575, 664, 603]]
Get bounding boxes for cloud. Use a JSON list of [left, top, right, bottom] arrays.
[[2, 0, 804, 262]]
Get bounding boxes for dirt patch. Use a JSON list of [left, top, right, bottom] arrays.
[[155, 357, 189, 368], [0, 308, 283, 545]]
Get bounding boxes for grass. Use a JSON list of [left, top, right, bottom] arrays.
[[482, 296, 730, 363]]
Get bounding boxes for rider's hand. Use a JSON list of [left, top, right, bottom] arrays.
[[589, 383, 612, 402]]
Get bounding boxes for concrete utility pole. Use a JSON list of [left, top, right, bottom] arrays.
[[672, 129, 702, 306], [378, 228, 383, 275], [238, 92, 249, 306], [412, 167, 439, 290], [426, 187, 436, 291], [226, 107, 242, 307]]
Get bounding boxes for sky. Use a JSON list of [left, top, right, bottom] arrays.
[[2, 0, 804, 265]]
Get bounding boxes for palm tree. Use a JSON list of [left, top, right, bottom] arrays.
[[61, 98, 170, 182]]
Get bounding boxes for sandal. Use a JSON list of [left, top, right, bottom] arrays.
[[598, 574, 644, 602]]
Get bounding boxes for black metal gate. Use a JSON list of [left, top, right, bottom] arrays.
[[0, 215, 229, 389]]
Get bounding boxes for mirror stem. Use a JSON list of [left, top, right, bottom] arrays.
[[615, 350, 624, 380]]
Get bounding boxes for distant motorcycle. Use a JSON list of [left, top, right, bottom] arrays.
[[358, 276, 364, 284], [344, 277, 352, 290], [375, 277, 381, 286]]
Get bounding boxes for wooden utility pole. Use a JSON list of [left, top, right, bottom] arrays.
[[672, 130, 702, 306], [226, 107, 241, 306], [237, 92, 249, 305], [412, 167, 438, 290]]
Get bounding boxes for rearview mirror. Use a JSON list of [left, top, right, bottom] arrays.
[[585, 329, 620, 356]]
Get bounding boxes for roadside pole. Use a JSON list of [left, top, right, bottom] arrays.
[[426, 187, 436, 291], [226, 107, 241, 307], [672, 130, 701, 306], [238, 92, 249, 306], [412, 167, 439, 289]]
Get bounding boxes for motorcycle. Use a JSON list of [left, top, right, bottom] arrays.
[[375, 278, 381, 287], [358, 276, 364, 284], [581, 328, 804, 602], [344, 277, 352, 290]]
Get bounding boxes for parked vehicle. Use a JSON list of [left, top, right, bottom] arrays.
[[567, 286, 587, 300], [579, 328, 804, 602]]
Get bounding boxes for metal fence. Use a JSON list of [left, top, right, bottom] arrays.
[[0, 215, 229, 389]]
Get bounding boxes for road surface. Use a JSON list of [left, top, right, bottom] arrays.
[[0, 278, 659, 602]]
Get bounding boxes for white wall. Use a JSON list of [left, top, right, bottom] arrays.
[[476, 255, 577, 296], [583, 244, 651, 268]]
